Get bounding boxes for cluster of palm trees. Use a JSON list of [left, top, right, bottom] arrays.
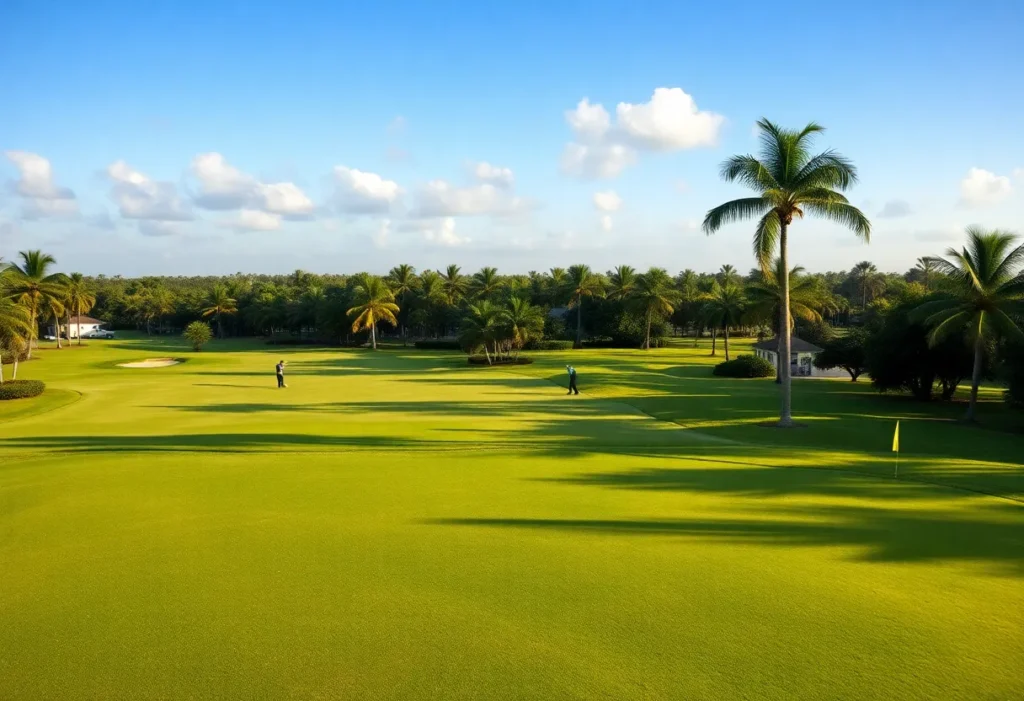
[[0, 251, 97, 382]]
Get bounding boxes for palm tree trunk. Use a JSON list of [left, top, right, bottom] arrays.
[[0, 358, 4, 383], [27, 306, 37, 359], [371, 323, 377, 350], [217, 313, 224, 339], [724, 325, 730, 361], [65, 310, 71, 346], [55, 318, 62, 349], [575, 299, 583, 349], [12, 357, 19, 379], [77, 302, 82, 345], [965, 322, 985, 422], [711, 327, 717, 356], [779, 221, 794, 427]]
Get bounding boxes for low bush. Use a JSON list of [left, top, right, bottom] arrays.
[[0, 380, 45, 400], [415, 340, 462, 351], [583, 336, 669, 349], [523, 339, 574, 351], [467, 355, 533, 366], [713, 355, 775, 378]]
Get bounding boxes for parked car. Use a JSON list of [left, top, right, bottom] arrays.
[[83, 329, 115, 339]]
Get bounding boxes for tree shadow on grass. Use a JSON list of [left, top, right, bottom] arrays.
[[426, 503, 1024, 574]]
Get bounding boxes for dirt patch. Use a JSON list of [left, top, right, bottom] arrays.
[[117, 358, 182, 369]]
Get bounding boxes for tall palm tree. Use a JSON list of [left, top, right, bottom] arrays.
[[348, 274, 399, 350], [471, 266, 503, 301], [63, 273, 97, 345], [501, 297, 545, 358], [851, 261, 884, 310], [914, 228, 1024, 422], [42, 294, 66, 349], [703, 118, 870, 426], [4, 250, 66, 359], [745, 259, 826, 381], [718, 264, 740, 287], [202, 284, 238, 338], [0, 296, 32, 382], [630, 267, 681, 350], [387, 264, 419, 339], [913, 256, 939, 291], [566, 264, 605, 349], [607, 265, 637, 301], [547, 267, 568, 305], [460, 299, 501, 363], [701, 282, 746, 361], [440, 264, 469, 306]]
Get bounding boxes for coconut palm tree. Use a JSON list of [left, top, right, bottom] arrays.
[[702, 118, 870, 426], [63, 273, 97, 345], [460, 299, 501, 363], [630, 267, 681, 350], [718, 264, 741, 287], [914, 228, 1024, 422], [701, 282, 746, 361], [913, 256, 940, 291], [501, 297, 545, 358], [387, 264, 419, 339], [42, 294, 66, 349], [566, 264, 606, 349], [470, 266, 503, 301], [3, 250, 66, 359], [851, 261, 885, 310], [547, 267, 568, 305], [0, 296, 32, 382], [745, 258, 827, 381], [440, 264, 468, 306], [201, 285, 238, 338], [607, 265, 637, 301], [347, 274, 399, 350]]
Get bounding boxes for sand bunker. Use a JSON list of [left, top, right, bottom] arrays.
[[118, 358, 181, 368]]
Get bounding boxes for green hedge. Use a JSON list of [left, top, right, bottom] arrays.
[[583, 336, 669, 349], [468, 356, 534, 366], [523, 339, 574, 351], [712, 355, 775, 378], [0, 380, 46, 400], [414, 340, 462, 351]]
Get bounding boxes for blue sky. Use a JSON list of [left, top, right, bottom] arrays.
[[2, 0, 1023, 276]]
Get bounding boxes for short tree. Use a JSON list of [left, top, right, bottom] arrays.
[[184, 321, 213, 351], [814, 329, 868, 381]]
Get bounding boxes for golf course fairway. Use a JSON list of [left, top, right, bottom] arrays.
[[1, 336, 1022, 699]]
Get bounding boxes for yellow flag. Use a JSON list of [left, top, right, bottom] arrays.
[[892, 421, 900, 452]]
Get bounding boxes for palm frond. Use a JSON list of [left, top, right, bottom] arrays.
[[702, 197, 771, 235], [753, 210, 781, 270], [719, 155, 779, 192], [801, 200, 871, 242]]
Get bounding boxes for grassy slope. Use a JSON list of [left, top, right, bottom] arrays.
[[1, 335, 1022, 700]]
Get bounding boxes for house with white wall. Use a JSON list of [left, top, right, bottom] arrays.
[[752, 336, 833, 377], [50, 315, 107, 339]]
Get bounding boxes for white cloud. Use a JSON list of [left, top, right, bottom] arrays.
[[677, 219, 700, 233], [373, 219, 391, 249], [332, 166, 402, 214], [223, 209, 281, 232], [615, 88, 724, 151], [138, 220, 183, 237], [878, 199, 912, 218], [560, 88, 723, 179], [422, 217, 468, 247], [600, 215, 613, 232], [959, 167, 1012, 207], [415, 180, 530, 217], [107, 160, 193, 221], [471, 161, 515, 188], [565, 99, 611, 140], [560, 142, 636, 178], [4, 151, 79, 219], [1013, 167, 1024, 179], [190, 153, 314, 217], [593, 190, 622, 212]]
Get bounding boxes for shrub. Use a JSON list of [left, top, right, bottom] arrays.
[[467, 355, 533, 366], [0, 380, 45, 400], [183, 321, 213, 351], [583, 336, 668, 349], [523, 339, 574, 351], [814, 329, 869, 381], [713, 355, 776, 378], [414, 340, 462, 351], [1001, 343, 1024, 410]]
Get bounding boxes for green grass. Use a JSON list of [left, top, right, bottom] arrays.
[[1, 335, 1022, 700]]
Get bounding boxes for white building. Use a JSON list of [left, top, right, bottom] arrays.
[[752, 336, 829, 377], [52, 315, 107, 339]]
